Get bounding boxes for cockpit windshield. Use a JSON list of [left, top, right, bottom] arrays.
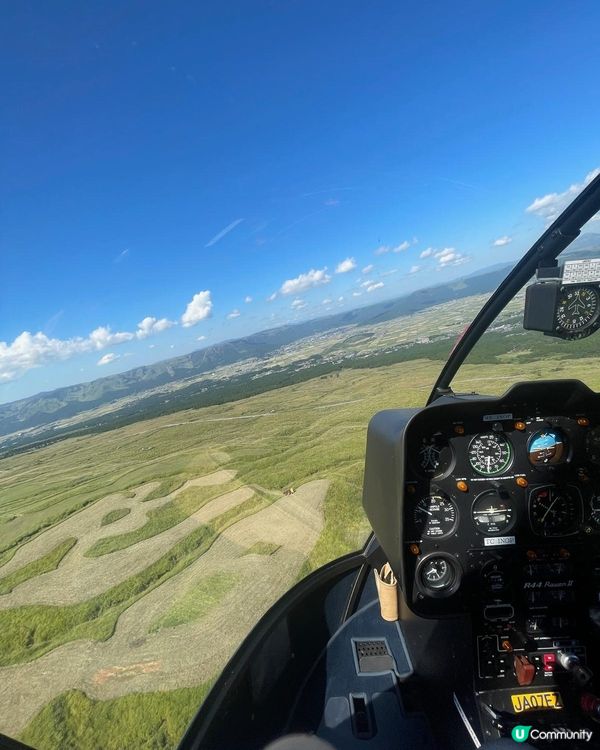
[[449, 189, 600, 398]]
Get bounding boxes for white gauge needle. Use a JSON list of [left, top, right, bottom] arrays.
[[541, 496, 558, 523]]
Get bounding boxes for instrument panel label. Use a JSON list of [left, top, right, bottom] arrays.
[[483, 535, 515, 547], [482, 413, 513, 422]]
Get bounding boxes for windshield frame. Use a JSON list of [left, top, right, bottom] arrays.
[[427, 172, 600, 405]]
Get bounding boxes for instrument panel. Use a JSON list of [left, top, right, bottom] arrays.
[[400, 381, 600, 614]]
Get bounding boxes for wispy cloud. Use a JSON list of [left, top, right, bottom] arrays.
[[227, 309, 241, 319], [526, 168, 600, 223], [365, 281, 384, 293], [114, 248, 130, 263], [409, 265, 421, 274], [291, 298, 307, 310], [420, 248, 433, 258], [205, 218, 244, 247], [362, 264, 374, 274], [374, 238, 416, 256], [335, 257, 356, 274], [493, 236, 512, 247], [244, 296, 253, 304], [97, 352, 119, 366]]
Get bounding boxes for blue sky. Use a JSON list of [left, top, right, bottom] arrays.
[[2, 0, 600, 404]]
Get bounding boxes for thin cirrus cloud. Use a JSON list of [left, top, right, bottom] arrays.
[[362, 264, 374, 274], [526, 168, 600, 224], [335, 257, 356, 274], [493, 236, 512, 247], [205, 218, 244, 247], [227, 309, 241, 319]]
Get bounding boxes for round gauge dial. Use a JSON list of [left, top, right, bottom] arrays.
[[586, 427, 600, 465], [528, 429, 566, 465], [472, 490, 514, 535], [529, 486, 581, 536], [413, 493, 457, 538], [419, 557, 455, 591], [468, 433, 513, 476], [416, 436, 453, 478], [555, 286, 600, 333]]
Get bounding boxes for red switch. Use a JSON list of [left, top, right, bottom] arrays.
[[514, 654, 536, 686], [543, 653, 556, 672]]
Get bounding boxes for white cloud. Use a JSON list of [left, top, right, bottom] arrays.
[[322, 298, 332, 305], [362, 264, 374, 274], [244, 296, 253, 303], [409, 265, 421, 274], [197, 335, 206, 341], [435, 248, 469, 268], [205, 218, 244, 247], [365, 282, 384, 293], [374, 245, 390, 256], [227, 309, 241, 319], [267, 292, 277, 302], [291, 298, 307, 310], [97, 352, 119, 366], [280, 267, 331, 295], [493, 236, 512, 247], [114, 248, 129, 263], [526, 168, 600, 223], [338, 296, 344, 302], [181, 290, 213, 327], [88, 326, 135, 349], [392, 240, 411, 253], [352, 291, 362, 297], [419, 247, 433, 259], [135, 316, 175, 339], [148, 344, 156, 349], [335, 257, 356, 274]]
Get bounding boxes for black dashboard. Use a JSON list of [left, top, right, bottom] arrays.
[[402, 380, 600, 615], [363, 379, 600, 738]]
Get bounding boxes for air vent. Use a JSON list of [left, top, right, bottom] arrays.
[[354, 639, 395, 673]]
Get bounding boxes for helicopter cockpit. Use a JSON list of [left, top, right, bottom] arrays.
[[179, 175, 600, 750]]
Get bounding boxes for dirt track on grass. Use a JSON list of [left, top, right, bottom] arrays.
[[0, 479, 328, 737]]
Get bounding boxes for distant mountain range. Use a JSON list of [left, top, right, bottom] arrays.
[[2, 232, 599, 439]]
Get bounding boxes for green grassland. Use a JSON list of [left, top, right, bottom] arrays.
[[150, 572, 240, 632], [86, 480, 241, 557], [0, 538, 77, 595], [20, 684, 212, 750], [100, 508, 131, 526], [3, 351, 600, 750], [0, 492, 270, 667]]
